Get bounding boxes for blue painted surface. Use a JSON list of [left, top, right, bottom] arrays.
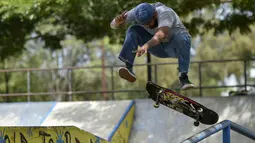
[[182, 120, 255, 143], [39, 102, 57, 125], [107, 100, 135, 141], [223, 125, 231, 143]]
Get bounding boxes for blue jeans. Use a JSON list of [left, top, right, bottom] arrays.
[[118, 25, 191, 73]]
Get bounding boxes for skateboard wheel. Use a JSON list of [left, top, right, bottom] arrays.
[[154, 103, 159, 108], [194, 121, 199, 126], [198, 108, 203, 113], [158, 89, 164, 94]]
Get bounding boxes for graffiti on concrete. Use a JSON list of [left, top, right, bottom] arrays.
[[26, 128, 32, 138], [0, 128, 83, 143], [0, 128, 10, 143], [39, 130, 81, 143], [90, 136, 101, 143], [20, 133, 28, 143]]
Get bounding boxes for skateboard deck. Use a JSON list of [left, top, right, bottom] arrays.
[[146, 81, 219, 126]]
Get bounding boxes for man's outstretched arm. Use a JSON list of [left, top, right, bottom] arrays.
[[110, 11, 128, 29], [147, 26, 169, 48], [110, 8, 136, 29], [136, 26, 169, 57]]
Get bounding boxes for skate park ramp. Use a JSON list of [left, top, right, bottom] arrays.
[[129, 95, 255, 143], [0, 95, 254, 143], [0, 100, 135, 143]]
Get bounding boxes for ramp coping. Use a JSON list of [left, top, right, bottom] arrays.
[[39, 102, 57, 125], [107, 100, 135, 141]]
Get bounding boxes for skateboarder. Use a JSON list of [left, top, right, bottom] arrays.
[[110, 2, 194, 90]]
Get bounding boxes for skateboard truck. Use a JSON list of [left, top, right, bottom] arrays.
[[194, 108, 203, 126], [154, 89, 164, 108], [189, 103, 203, 126]]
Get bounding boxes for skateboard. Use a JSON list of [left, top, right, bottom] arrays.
[[146, 81, 219, 126]]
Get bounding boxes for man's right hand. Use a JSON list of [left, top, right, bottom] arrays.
[[114, 10, 128, 26]]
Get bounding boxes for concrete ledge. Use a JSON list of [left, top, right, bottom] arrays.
[[0, 100, 135, 143], [108, 100, 135, 143]]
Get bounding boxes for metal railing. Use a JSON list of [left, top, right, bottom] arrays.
[[0, 58, 254, 101], [149, 58, 255, 96], [182, 120, 255, 143]]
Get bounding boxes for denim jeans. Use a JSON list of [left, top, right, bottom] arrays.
[[118, 25, 191, 73]]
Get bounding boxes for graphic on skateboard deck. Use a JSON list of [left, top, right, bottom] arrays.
[[146, 81, 219, 126]]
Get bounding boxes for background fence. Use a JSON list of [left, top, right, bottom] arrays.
[[0, 59, 254, 102]]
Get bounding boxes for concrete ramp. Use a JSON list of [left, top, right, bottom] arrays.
[[0, 102, 56, 126], [41, 101, 132, 140], [129, 96, 255, 143], [0, 96, 254, 143], [0, 100, 135, 143]]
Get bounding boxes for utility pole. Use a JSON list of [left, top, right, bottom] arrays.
[[101, 39, 108, 100]]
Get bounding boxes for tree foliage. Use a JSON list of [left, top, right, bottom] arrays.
[[0, 0, 255, 60], [0, 0, 255, 101]]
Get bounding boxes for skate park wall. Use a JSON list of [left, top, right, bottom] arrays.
[[108, 100, 135, 143], [0, 96, 254, 143], [0, 100, 135, 143], [0, 126, 109, 143]]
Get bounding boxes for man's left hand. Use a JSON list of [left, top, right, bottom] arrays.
[[136, 44, 149, 57], [136, 26, 169, 57]]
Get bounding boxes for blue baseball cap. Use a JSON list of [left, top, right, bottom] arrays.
[[134, 3, 155, 25]]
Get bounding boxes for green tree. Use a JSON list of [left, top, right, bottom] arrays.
[[1, 0, 255, 101], [1, 0, 255, 60]]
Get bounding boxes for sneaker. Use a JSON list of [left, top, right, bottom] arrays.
[[179, 72, 194, 90], [118, 65, 136, 82]]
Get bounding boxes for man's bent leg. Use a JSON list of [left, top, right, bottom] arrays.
[[175, 33, 191, 73], [165, 32, 194, 90], [118, 25, 153, 82]]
